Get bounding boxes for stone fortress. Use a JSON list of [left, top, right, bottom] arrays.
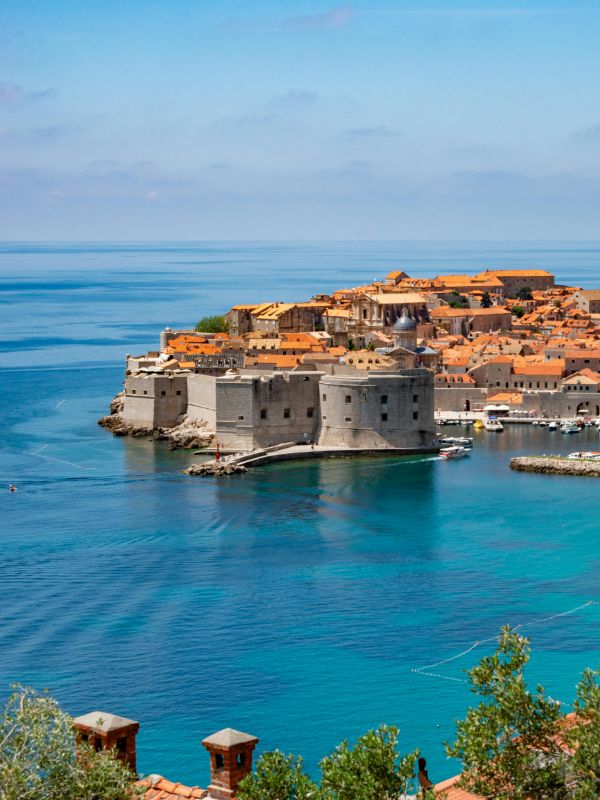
[[116, 312, 438, 455]]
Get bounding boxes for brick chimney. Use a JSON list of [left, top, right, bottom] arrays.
[[72, 711, 139, 774], [202, 728, 259, 799]]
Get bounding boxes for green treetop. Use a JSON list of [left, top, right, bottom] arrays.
[[195, 315, 229, 333]]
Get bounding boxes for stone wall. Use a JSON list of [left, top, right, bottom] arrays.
[[187, 374, 217, 428], [319, 369, 437, 449], [433, 386, 488, 412], [122, 374, 188, 429]]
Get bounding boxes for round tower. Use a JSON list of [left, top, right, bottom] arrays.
[[160, 326, 173, 351]]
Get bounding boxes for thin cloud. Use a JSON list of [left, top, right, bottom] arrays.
[[229, 3, 354, 33], [0, 124, 81, 144], [338, 126, 399, 140], [268, 90, 319, 109], [570, 124, 600, 143], [0, 81, 57, 105]]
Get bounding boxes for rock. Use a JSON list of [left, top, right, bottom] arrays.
[[98, 402, 214, 450], [109, 391, 125, 415], [510, 456, 600, 477], [184, 462, 247, 477]]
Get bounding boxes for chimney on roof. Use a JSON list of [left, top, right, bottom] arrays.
[[72, 711, 139, 774], [202, 728, 259, 799]]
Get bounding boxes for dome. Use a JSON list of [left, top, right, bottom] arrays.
[[393, 309, 416, 332]]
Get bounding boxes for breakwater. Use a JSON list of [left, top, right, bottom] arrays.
[[510, 456, 600, 477]]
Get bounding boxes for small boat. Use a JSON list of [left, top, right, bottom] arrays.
[[548, 421, 558, 430], [532, 420, 539, 426], [567, 452, 600, 460], [439, 436, 473, 447], [473, 419, 484, 430], [440, 445, 469, 460], [538, 421, 547, 427], [561, 422, 580, 434], [484, 418, 504, 432]]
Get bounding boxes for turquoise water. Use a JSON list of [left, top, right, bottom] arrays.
[[1, 242, 600, 788]]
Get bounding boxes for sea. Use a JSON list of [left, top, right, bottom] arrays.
[[1, 241, 599, 789]]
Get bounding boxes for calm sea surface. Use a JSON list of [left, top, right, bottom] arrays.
[[1, 242, 599, 788]]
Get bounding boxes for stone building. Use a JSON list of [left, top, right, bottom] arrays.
[[121, 365, 437, 453]]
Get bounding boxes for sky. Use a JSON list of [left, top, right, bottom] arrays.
[[1, 0, 600, 240]]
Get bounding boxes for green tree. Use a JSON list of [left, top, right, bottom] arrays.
[[516, 287, 533, 301], [481, 292, 493, 308], [566, 667, 600, 800], [195, 315, 229, 333], [320, 724, 418, 800], [446, 627, 567, 800], [0, 685, 140, 800], [237, 751, 322, 800], [511, 305, 525, 318]]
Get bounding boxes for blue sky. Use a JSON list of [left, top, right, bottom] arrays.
[[1, 0, 600, 239]]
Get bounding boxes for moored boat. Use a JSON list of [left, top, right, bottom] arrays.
[[440, 445, 469, 460], [561, 421, 580, 434], [567, 452, 600, 460], [483, 417, 504, 432]]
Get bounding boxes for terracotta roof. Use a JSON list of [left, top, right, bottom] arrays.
[[367, 292, 428, 305], [136, 776, 208, 799], [434, 775, 485, 799], [432, 307, 511, 318], [479, 269, 553, 278], [435, 373, 476, 384], [513, 360, 564, 376]]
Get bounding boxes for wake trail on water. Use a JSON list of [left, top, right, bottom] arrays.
[[410, 600, 600, 700]]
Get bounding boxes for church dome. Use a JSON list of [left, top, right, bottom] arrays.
[[393, 309, 416, 332]]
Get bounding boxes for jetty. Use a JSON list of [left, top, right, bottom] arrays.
[[185, 441, 439, 476], [510, 455, 600, 477]]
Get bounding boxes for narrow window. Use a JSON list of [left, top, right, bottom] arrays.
[[143, 390, 148, 395], [237, 415, 244, 420], [413, 394, 418, 403], [345, 416, 352, 422], [283, 408, 290, 419], [307, 407, 314, 418], [116, 737, 127, 754], [381, 395, 388, 404], [161, 390, 166, 396], [322, 394, 327, 401], [381, 413, 388, 421], [176, 390, 182, 396], [236, 753, 246, 768], [132, 389, 137, 394], [215, 754, 225, 770], [413, 411, 419, 420], [260, 409, 267, 420], [345, 395, 352, 403]]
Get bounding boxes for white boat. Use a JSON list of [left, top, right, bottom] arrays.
[[548, 421, 558, 431], [484, 418, 504, 432], [561, 422, 580, 434], [532, 420, 539, 426], [440, 445, 469, 460], [567, 451, 600, 460], [439, 436, 473, 448], [538, 421, 547, 427]]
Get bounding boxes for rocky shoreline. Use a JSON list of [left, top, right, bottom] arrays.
[[510, 456, 600, 477], [98, 392, 214, 450], [184, 462, 247, 477]]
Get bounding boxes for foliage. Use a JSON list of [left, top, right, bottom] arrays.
[[481, 292, 493, 308], [347, 338, 355, 351], [237, 751, 323, 800], [320, 724, 418, 800], [195, 315, 228, 333], [445, 627, 567, 800], [367, 342, 376, 351], [511, 305, 525, 318], [566, 667, 600, 800], [516, 287, 533, 301], [0, 685, 139, 800]]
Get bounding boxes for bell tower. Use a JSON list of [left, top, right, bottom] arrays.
[[202, 727, 259, 799]]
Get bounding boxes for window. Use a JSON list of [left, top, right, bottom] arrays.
[[132, 389, 136, 394], [381, 413, 388, 421], [283, 408, 290, 418], [413, 394, 418, 403], [413, 411, 419, 420], [161, 390, 166, 396], [363, 308, 367, 319], [322, 394, 327, 401], [381, 394, 388, 404], [260, 409, 268, 420], [345, 395, 352, 403], [215, 754, 225, 770], [236, 753, 246, 768], [143, 390, 148, 395], [345, 416, 352, 422], [237, 415, 244, 420], [307, 407, 314, 418], [176, 390, 182, 396], [117, 737, 127, 754]]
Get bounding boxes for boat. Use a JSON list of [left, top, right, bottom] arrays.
[[538, 421, 547, 427], [548, 421, 558, 430], [561, 422, 580, 434], [439, 436, 473, 448], [483, 418, 504, 432], [532, 420, 539, 426], [439, 445, 469, 460], [567, 452, 600, 460], [473, 419, 484, 430]]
